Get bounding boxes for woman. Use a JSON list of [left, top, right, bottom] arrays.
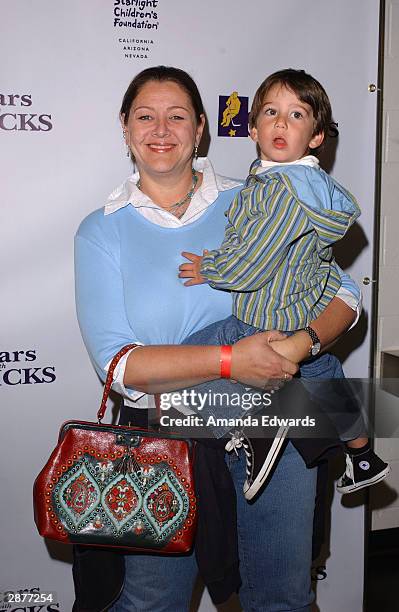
[[74, 66, 359, 611]]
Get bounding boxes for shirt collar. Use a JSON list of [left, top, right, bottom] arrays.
[[104, 157, 241, 220], [257, 155, 320, 172]]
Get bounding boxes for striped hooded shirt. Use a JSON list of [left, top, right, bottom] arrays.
[[200, 158, 361, 331]]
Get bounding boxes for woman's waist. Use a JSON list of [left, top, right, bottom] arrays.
[[127, 292, 232, 344]]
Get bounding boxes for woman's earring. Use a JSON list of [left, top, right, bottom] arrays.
[[123, 129, 130, 158], [194, 145, 199, 159]]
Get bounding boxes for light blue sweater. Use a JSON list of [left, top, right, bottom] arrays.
[[74, 188, 239, 381]]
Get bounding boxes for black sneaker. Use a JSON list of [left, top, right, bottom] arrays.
[[336, 448, 390, 494], [225, 426, 289, 500]]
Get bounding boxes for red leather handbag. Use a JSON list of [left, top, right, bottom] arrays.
[[33, 345, 197, 553]]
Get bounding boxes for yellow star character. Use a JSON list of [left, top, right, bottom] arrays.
[[228, 129, 236, 137], [221, 92, 241, 128]]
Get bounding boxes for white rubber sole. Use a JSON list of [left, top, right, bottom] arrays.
[[336, 464, 391, 494], [243, 426, 290, 501]]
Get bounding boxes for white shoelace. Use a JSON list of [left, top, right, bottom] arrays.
[[225, 431, 245, 454], [344, 453, 355, 483], [225, 431, 252, 477]]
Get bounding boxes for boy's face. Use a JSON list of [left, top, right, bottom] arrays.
[[250, 84, 324, 163]]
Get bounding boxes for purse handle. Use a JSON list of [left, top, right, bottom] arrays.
[[97, 344, 138, 423]]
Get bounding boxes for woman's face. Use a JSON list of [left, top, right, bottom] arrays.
[[122, 80, 205, 179]]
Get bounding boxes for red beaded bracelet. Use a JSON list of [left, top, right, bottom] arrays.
[[220, 345, 232, 379]]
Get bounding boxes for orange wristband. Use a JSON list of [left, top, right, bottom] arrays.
[[220, 345, 232, 379]]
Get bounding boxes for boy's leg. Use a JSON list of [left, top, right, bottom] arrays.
[[300, 353, 390, 493], [182, 316, 290, 500], [183, 315, 256, 346], [299, 353, 365, 441]]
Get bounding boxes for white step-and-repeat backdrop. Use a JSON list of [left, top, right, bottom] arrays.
[[1, 1, 380, 610]]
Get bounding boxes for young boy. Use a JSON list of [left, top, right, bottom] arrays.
[[178, 69, 389, 500]]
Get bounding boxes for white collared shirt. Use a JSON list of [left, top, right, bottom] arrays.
[[259, 154, 320, 171], [105, 157, 241, 226]]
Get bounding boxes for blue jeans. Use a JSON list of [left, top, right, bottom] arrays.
[[182, 315, 364, 441], [110, 443, 316, 612]]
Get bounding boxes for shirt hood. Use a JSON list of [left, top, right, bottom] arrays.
[[253, 162, 361, 247]]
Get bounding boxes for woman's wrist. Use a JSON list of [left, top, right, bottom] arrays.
[[220, 345, 232, 378], [124, 344, 221, 393]]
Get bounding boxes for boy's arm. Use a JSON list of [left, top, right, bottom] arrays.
[[335, 264, 362, 328], [198, 178, 311, 291]]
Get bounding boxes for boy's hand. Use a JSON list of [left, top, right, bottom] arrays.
[[269, 337, 299, 363], [179, 250, 208, 286], [269, 331, 311, 364]]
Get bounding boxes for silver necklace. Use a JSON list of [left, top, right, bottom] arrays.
[[137, 168, 198, 215]]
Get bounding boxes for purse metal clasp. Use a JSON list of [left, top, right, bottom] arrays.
[[113, 432, 142, 475], [115, 433, 141, 447]]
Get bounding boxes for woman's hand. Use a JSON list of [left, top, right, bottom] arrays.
[[123, 331, 298, 394], [231, 331, 298, 388]]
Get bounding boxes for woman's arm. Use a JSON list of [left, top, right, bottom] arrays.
[[270, 295, 356, 363], [75, 216, 297, 397], [123, 331, 298, 394]]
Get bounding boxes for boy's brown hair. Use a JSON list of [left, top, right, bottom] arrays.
[[249, 68, 333, 141]]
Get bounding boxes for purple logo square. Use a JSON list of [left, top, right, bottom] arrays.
[[218, 93, 249, 138]]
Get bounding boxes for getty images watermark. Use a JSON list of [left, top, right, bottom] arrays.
[[158, 389, 316, 431], [159, 388, 273, 412]]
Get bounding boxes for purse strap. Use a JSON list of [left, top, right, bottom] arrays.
[[97, 344, 138, 423]]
